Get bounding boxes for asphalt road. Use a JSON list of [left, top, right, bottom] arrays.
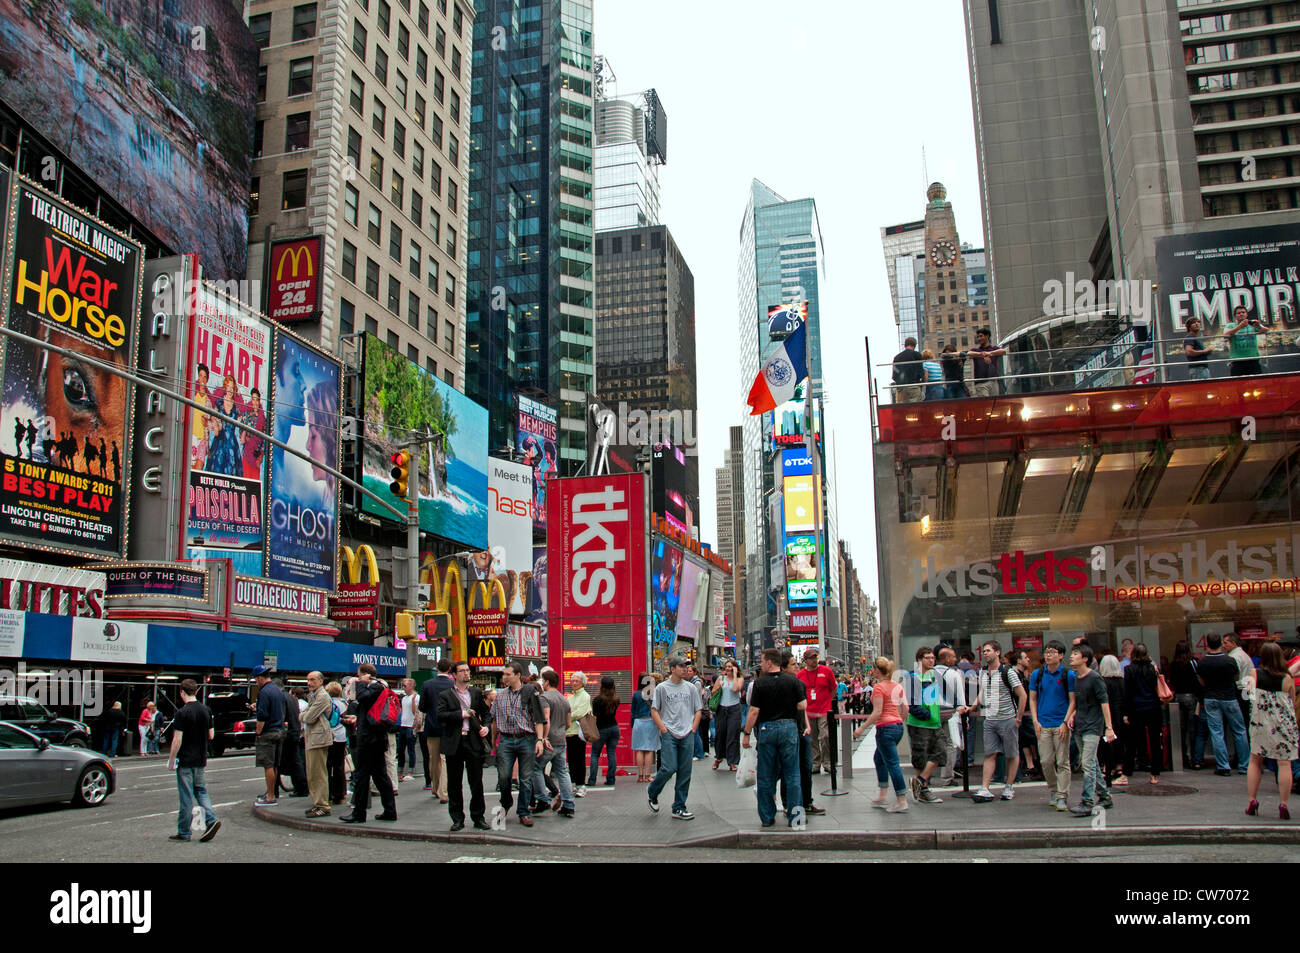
[[1, 752, 1297, 863]]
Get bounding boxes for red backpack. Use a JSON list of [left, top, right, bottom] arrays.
[[367, 686, 401, 731]]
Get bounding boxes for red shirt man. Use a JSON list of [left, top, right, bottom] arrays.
[[796, 650, 836, 717]]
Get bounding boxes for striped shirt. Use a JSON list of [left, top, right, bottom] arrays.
[[491, 685, 533, 736]]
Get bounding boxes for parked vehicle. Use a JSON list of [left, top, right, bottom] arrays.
[[0, 695, 92, 747], [0, 721, 115, 808]]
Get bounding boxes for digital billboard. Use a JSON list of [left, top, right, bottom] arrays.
[[265, 333, 341, 590], [652, 442, 690, 533], [772, 392, 823, 448], [0, 182, 143, 558], [516, 394, 557, 531], [651, 538, 684, 646], [782, 474, 820, 534], [0, 0, 258, 277], [482, 458, 534, 611], [182, 287, 270, 574], [360, 334, 488, 548], [676, 555, 708, 642]]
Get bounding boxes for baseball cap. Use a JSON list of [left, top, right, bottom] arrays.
[[251, 664, 273, 678], [667, 655, 688, 669]]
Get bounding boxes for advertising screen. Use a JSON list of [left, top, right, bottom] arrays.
[[265, 333, 341, 590], [525, 545, 548, 657], [360, 334, 488, 548], [548, 474, 648, 774], [772, 394, 822, 448], [182, 287, 270, 574], [782, 474, 820, 534], [0, 1, 258, 277], [266, 237, 324, 324], [651, 538, 684, 646], [652, 443, 690, 533], [0, 183, 143, 558], [516, 394, 557, 532], [676, 556, 708, 642], [483, 458, 534, 612], [1155, 224, 1300, 379]]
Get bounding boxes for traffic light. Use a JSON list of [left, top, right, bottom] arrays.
[[389, 449, 411, 498], [395, 611, 415, 640]]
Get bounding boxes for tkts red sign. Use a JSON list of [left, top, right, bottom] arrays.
[[549, 474, 646, 619]]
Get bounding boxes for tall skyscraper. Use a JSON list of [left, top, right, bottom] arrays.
[[736, 179, 835, 654], [594, 223, 698, 514], [593, 85, 665, 231], [880, 220, 926, 349], [713, 425, 744, 645], [248, 0, 474, 379], [964, 0, 1300, 355], [467, 0, 595, 467]]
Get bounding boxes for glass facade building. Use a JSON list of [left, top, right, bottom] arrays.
[[467, 0, 594, 465], [874, 372, 1300, 674]]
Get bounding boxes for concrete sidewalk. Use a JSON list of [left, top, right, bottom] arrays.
[[252, 732, 1300, 850]]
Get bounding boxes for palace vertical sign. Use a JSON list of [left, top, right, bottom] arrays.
[[265, 236, 323, 324]]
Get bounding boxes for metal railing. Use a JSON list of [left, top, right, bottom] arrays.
[[878, 335, 1298, 403]]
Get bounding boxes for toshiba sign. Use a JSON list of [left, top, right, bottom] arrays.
[[549, 473, 647, 619]]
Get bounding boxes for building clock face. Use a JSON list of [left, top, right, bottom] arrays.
[[929, 240, 957, 267]]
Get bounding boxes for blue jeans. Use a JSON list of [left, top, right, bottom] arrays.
[[1203, 698, 1249, 771], [104, 730, 119, 757], [1188, 365, 1210, 380], [648, 732, 693, 813], [873, 722, 906, 793], [1078, 731, 1108, 803], [176, 766, 217, 838], [496, 735, 536, 818], [756, 719, 801, 825], [396, 726, 417, 772], [533, 744, 574, 810], [588, 725, 619, 785]]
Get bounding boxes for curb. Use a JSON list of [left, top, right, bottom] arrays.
[[252, 807, 1300, 851]]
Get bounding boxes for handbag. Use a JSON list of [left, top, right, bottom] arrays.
[[1156, 672, 1174, 704], [708, 687, 722, 713], [580, 712, 599, 743]]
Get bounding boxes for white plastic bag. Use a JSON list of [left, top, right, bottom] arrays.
[[736, 741, 757, 787]]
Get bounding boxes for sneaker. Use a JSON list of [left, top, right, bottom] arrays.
[[575, 786, 587, 798], [805, 805, 827, 815], [167, 834, 190, 841], [672, 808, 695, 820], [199, 819, 221, 842], [1001, 786, 1015, 801], [886, 801, 910, 813], [648, 796, 660, 814], [400, 774, 414, 782], [1098, 795, 1114, 810], [254, 796, 278, 807], [1069, 803, 1096, 817], [1054, 796, 1068, 812], [910, 776, 922, 802], [918, 787, 944, 804], [1214, 768, 1233, 777], [971, 788, 995, 803], [559, 807, 575, 818]]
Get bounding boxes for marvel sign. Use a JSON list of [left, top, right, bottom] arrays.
[[789, 610, 818, 633]]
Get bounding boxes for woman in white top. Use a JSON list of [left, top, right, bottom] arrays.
[[712, 661, 746, 771]]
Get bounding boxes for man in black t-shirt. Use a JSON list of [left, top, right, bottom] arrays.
[[1197, 633, 1250, 775], [891, 338, 924, 403], [742, 649, 807, 828], [1183, 317, 1213, 380], [167, 679, 220, 842]]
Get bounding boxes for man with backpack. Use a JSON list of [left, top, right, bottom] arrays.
[[959, 640, 1026, 803], [340, 663, 398, 823], [1030, 641, 1076, 811], [301, 671, 334, 817], [905, 646, 946, 804]]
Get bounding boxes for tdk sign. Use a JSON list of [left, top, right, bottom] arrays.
[[781, 449, 813, 476]]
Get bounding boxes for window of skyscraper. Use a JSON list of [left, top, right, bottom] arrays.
[[253, 120, 264, 156], [350, 73, 365, 114], [353, 19, 367, 57], [435, 24, 446, 58], [408, 239, 420, 277], [416, 47, 428, 82], [449, 91, 460, 124], [443, 369, 454, 387], [368, 204, 381, 243], [292, 3, 317, 41], [340, 298, 355, 335], [395, 70, 408, 108], [426, 306, 438, 341], [348, 127, 362, 168], [393, 120, 406, 158], [408, 291, 420, 328], [391, 169, 404, 204], [445, 226, 455, 257], [341, 240, 357, 282], [452, 4, 463, 35], [285, 112, 310, 151], [430, 159, 441, 195], [431, 114, 443, 149], [408, 344, 418, 363], [414, 93, 426, 129], [345, 184, 359, 226], [428, 207, 439, 243], [389, 222, 402, 261], [451, 46, 461, 79], [445, 273, 455, 306], [372, 98, 386, 137], [418, 2, 429, 35], [434, 69, 445, 104], [427, 255, 438, 292], [281, 169, 308, 209], [288, 58, 313, 96], [249, 177, 259, 217], [447, 180, 457, 212], [370, 150, 384, 187], [387, 276, 401, 313], [427, 357, 437, 375], [250, 13, 271, 49], [257, 65, 267, 101], [378, 0, 391, 35], [366, 259, 380, 298], [410, 189, 423, 227], [397, 23, 410, 58], [375, 47, 388, 83], [444, 320, 455, 355]]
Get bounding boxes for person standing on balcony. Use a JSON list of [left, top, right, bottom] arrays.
[[1225, 305, 1271, 377], [891, 337, 924, 403], [964, 328, 1006, 399], [1183, 317, 1213, 380]]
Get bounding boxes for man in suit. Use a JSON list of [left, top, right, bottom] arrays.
[[419, 657, 455, 801], [437, 660, 492, 831]]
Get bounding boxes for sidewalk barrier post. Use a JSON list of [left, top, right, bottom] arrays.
[[841, 702, 853, 780], [950, 712, 974, 799], [822, 700, 847, 796]]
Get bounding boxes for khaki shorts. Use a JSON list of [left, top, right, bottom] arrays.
[[255, 731, 283, 768], [983, 718, 1019, 756]]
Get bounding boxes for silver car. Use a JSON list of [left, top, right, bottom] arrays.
[[0, 721, 115, 809]]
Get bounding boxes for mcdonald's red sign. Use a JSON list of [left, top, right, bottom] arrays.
[[266, 236, 323, 324]]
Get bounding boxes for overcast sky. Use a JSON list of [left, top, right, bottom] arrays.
[[592, 0, 985, 611]]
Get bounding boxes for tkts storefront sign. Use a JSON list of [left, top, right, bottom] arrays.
[[909, 537, 1300, 602]]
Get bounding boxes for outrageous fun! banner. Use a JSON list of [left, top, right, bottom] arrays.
[[265, 332, 340, 590], [183, 288, 270, 574], [0, 182, 142, 558]]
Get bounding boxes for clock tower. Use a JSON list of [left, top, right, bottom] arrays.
[[920, 182, 981, 355]]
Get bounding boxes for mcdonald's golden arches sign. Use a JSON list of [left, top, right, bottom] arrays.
[[266, 236, 324, 324]]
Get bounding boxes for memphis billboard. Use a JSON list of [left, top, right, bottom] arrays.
[[359, 334, 488, 548]]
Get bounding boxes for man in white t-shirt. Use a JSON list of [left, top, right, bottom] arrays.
[[398, 677, 418, 782]]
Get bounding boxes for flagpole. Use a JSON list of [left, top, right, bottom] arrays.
[[807, 377, 824, 660]]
